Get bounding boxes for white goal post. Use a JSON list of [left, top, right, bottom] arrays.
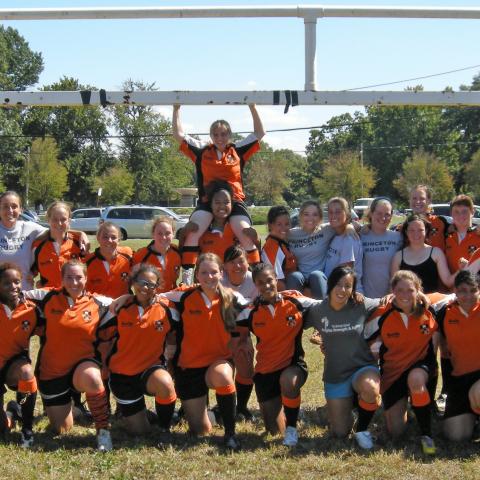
[[1, 5, 480, 107]]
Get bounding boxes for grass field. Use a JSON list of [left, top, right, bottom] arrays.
[[3, 231, 480, 480]]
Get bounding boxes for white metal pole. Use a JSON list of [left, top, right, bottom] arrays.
[[304, 17, 317, 91]]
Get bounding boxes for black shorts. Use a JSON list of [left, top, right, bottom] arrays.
[[174, 366, 209, 401], [0, 351, 31, 395], [194, 200, 251, 222], [109, 365, 166, 417], [38, 358, 101, 408], [444, 370, 480, 419], [382, 360, 437, 411], [253, 361, 308, 404]]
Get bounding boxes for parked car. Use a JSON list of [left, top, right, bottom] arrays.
[[353, 198, 375, 219], [99, 205, 188, 240], [70, 208, 104, 234], [19, 212, 49, 228]]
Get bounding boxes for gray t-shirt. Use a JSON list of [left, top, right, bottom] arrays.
[[304, 297, 380, 383], [222, 271, 258, 302], [288, 225, 335, 275], [0, 220, 47, 289], [361, 230, 402, 298], [323, 234, 364, 293]]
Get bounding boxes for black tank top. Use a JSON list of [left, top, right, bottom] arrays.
[[399, 247, 438, 293]]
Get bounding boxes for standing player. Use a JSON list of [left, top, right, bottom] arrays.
[[0, 263, 39, 448], [236, 263, 315, 447], [173, 104, 265, 284], [85, 222, 133, 298], [31, 201, 85, 288], [98, 264, 177, 435], [364, 270, 438, 455], [261, 206, 297, 292], [133, 216, 181, 293]]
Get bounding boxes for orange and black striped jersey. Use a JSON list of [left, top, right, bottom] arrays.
[[98, 298, 177, 376], [179, 134, 260, 203], [0, 299, 40, 371], [437, 301, 480, 377], [236, 291, 315, 374], [469, 247, 480, 265], [199, 223, 238, 260], [85, 246, 133, 298], [445, 228, 480, 273], [164, 286, 245, 369], [261, 235, 297, 280], [133, 243, 181, 293], [31, 231, 84, 287], [26, 288, 111, 380], [364, 303, 437, 393]]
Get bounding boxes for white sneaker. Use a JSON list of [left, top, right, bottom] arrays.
[[20, 429, 34, 449], [97, 428, 113, 452], [354, 430, 374, 450], [283, 426, 298, 447], [182, 268, 194, 286]]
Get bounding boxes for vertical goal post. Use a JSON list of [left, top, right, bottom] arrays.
[[1, 5, 480, 107]]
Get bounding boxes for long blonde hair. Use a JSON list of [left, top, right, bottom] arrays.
[[195, 253, 237, 332]]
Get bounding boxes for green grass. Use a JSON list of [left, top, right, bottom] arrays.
[[2, 337, 480, 479]]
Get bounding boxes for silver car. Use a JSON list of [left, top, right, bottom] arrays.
[[99, 205, 188, 240], [70, 208, 104, 234]]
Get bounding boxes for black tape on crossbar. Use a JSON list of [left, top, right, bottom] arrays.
[[99, 89, 108, 107], [273, 91, 280, 105], [292, 90, 299, 107], [284, 90, 291, 113], [80, 90, 91, 105]]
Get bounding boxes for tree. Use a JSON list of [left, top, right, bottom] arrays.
[[92, 166, 135, 205], [393, 149, 454, 202], [0, 26, 43, 90], [312, 151, 377, 204], [24, 138, 68, 206], [0, 26, 43, 193], [112, 80, 194, 204], [463, 149, 480, 201], [22, 77, 114, 204]]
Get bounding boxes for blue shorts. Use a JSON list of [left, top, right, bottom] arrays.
[[324, 365, 379, 400]]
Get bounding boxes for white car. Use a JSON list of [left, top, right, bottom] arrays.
[[99, 205, 188, 239], [70, 208, 104, 234], [353, 198, 375, 219]]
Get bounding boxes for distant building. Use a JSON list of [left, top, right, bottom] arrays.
[[175, 187, 198, 207]]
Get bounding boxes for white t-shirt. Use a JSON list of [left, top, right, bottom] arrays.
[[0, 220, 47, 289], [222, 271, 258, 302]]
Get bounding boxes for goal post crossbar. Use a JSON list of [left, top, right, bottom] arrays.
[[2, 90, 480, 108]]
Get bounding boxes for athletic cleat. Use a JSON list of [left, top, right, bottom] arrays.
[[181, 267, 195, 286], [435, 393, 447, 416], [73, 401, 93, 422], [97, 428, 113, 452], [420, 435, 436, 455], [223, 434, 241, 451], [20, 429, 34, 449], [354, 430, 374, 450], [283, 426, 298, 447]]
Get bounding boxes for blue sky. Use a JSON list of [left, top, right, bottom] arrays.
[[2, 0, 480, 152]]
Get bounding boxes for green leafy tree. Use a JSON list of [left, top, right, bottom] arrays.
[[24, 138, 68, 206], [463, 149, 480, 202], [93, 166, 135, 205], [393, 149, 454, 202], [0, 26, 43, 192], [22, 77, 114, 204], [312, 150, 377, 204], [112, 80, 194, 204], [0, 26, 43, 90]]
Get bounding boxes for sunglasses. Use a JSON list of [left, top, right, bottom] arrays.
[[134, 279, 158, 290]]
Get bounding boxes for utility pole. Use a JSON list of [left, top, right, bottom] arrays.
[[360, 142, 364, 197]]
